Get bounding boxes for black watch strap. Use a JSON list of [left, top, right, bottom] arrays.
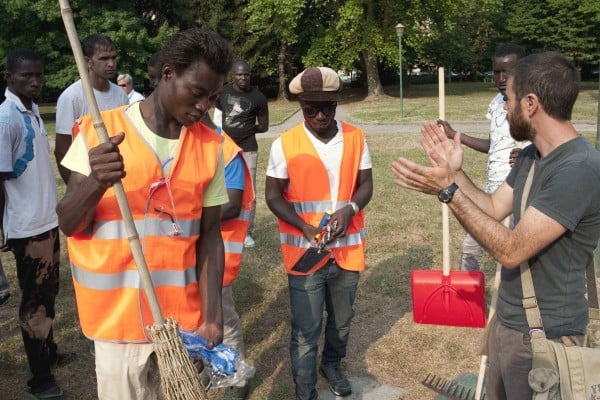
[[438, 182, 459, 204]]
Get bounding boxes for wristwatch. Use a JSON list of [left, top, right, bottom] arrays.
[[438, 183, 459, 204], [349, 201, 360, 215]]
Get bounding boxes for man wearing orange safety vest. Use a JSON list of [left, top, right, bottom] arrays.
[[56, 28, 233, 400], [265, 67, 373, 400], [204, 115, 255, 400]]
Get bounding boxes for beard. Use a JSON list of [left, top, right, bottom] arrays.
[[508, 104, 535, 142]]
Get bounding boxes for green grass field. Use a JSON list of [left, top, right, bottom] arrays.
[[0, 83, 598, 399], [352, 81, 599, 124]]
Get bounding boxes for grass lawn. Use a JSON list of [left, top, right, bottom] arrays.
[[0, 83, 598, 399], [350, 81, 599, 124]]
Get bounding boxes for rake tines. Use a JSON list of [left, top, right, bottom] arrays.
[[422, 373, 483, 400]]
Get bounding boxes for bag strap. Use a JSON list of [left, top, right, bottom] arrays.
[[518, 163, 547, 332], [517, 162, 560, 381]]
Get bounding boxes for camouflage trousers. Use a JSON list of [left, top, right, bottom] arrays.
[[7, 227, 60, 390]]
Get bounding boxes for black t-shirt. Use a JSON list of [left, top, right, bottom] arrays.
[[498, 137, 600, 338], [214, 84, 268, 152]]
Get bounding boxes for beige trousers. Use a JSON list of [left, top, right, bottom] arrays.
[[95, 341, 162, 400]]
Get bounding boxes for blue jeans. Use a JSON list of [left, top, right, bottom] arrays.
[[288, 260, 359, 400]]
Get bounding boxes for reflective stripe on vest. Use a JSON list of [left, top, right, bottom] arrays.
[[71, 262, 197, 290], [87, 217, 201, 239], [68, 107, 222, 341], [278, 122, 366, 275], [221, 132, 255, 286], [224, 240, 244, 255], [280, 229, 365, 249]]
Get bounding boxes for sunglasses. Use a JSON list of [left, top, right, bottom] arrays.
[[146, 178, 183, 237], [302, 103, 337, 118], [154, 206, 182, 237], [118, 83, 127, 87]]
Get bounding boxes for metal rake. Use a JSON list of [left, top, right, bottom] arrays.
[[422, 373, 485, 400]]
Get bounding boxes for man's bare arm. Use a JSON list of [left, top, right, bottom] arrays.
[[57, 133, 126, 236], [266, 176, 319, 242], [195, 205, 224, 348], [220, 188, 243, 221], [452, 170, 513, 220], [449, 189, 566, 268], [56, 172, 108, 236], [256, 102, 269, 133], [437, 120, 490, 153], [392, 122, 565, 267], [55, 134, 72, 184]]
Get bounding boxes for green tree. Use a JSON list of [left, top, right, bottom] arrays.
[[406, 0, 505, 80], [506, 0, 600, 65], [1, 0, 174, 98], [302, 0, 404, 97], [246, 0, 306, 99]]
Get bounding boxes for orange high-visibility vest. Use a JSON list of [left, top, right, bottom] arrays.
[[278, 122, 366, 275], [221, 132, 254, 286], [67, 107, 223, 342]]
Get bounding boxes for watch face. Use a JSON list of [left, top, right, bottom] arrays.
[[438, 183, 457, 203], [439, 190, 450, 203]]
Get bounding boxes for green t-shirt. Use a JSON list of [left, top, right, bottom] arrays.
[[499, 136, 600, 338]]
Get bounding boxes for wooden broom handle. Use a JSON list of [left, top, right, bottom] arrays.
[[439, 67, 451, 276], [58, 0, 165, 325]]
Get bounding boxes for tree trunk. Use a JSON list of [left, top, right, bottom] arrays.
[[361, 49, 384, 97], [277, 42, 288, 101]]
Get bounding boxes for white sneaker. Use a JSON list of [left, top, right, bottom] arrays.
[[244, 234, 255, 248]]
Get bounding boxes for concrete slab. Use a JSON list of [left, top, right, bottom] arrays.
[[317, 376, 409, 400]]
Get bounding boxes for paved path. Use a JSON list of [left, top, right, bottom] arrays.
[[264, 103, 597, 138], [317, 376, 409, 400]]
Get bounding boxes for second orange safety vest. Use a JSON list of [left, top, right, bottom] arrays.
[[278, 122, 366, 275], [221, 132, 254, 286]]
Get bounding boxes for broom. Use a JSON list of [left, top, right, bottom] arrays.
[[58, 1, 208, 398], [422, 67, 480, 400], [423, 69, 513, 400]]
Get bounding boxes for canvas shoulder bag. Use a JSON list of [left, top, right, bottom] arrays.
[[520, 162, 600, 400]]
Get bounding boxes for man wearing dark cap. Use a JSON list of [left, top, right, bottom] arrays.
[[265, 67, 373, 399]]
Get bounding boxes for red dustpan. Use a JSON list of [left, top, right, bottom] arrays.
[[410, 204, 486, 328], [410, 67, 486, 328]]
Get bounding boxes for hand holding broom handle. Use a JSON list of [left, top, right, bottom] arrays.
[[58, 0, 164, 325], [438, 67, 451, 277]]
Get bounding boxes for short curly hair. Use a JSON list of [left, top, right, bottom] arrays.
[[157, 28, 233, 77], [6, 48, 41, 73]]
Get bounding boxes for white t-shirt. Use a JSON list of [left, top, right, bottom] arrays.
[[486, 92, 529, 192], [55, 79, 129, 135], [128, 90, 145, 103], [0, 90, 58, 239], [266, 121, 372, 210]]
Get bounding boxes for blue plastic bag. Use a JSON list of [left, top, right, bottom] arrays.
[[179, 329, 238, 377]]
